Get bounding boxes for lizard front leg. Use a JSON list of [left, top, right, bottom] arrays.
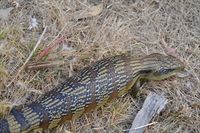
[[130, 78, 148, 97]]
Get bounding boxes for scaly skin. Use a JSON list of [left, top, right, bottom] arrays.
[[0, 53, 184, 133]]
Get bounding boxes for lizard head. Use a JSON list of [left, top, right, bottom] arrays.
[[142, 53, 185, 80]]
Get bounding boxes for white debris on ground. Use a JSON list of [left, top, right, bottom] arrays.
[[28, 17, 38, 30]]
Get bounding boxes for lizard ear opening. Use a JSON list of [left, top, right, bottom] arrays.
[[140, 70, 153, 74]]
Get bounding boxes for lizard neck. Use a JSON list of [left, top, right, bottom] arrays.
[[129, 55, 157, 80]]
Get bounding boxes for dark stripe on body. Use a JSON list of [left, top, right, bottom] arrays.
[[58, 95, 73, 125], [10, 108, 30, 131], [27, 102, 49, 129], [85, 64, 98, 108], [0, 119, 10, 133], [106, 57, 120, 101]]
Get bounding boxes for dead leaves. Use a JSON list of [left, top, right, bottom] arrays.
[[73, 3, 103, 20]]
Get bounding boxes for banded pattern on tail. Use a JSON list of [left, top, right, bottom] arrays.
[[0, 53, 184, 132]]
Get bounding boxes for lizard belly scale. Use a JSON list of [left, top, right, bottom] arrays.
[[1, 54, 139, 132]]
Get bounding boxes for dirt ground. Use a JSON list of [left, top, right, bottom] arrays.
[[0, 0, 199, 133]]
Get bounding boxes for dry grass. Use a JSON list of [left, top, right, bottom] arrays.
[[0, 0, 200, 132]]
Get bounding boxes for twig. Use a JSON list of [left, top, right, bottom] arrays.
[[26, 60, 65, 70], [6, 27, 47, 87], [35, 36, 66, 61], [35, 24, 68, 61], [129, 92, 168, 133], [131, 122, 157, 130]]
